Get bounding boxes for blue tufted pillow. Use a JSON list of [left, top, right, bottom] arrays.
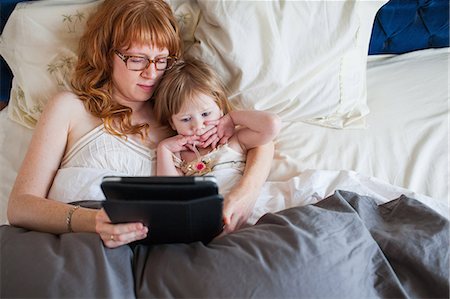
[[369, 0, 449, 55]]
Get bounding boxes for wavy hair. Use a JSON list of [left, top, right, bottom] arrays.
[[71, 0, 182, 138], [153, 58, 233, 127]]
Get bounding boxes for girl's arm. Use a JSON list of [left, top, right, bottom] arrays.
[[222, 142, 274, 232], [156, 135, 199, 176]]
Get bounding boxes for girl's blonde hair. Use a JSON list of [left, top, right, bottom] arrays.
[[71, 0, 182, 138], [153, 58, 233, 127]]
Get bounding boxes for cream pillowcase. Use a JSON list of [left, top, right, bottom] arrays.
[[0, 0, 98, 128], [0, 0, 386, 129], [187, 0, 388, 129], [0, 0, 200, 128]]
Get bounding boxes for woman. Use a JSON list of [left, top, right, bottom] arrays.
[[7, 0, 273, 248]]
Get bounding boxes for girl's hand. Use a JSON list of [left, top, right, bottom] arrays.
[[197, 126, 218, 148], [95, 209, 148, 248], [201, 114, 235, 148], [159, 134, 201, 153]]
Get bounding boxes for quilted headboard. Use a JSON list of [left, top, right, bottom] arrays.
[[369, 0, 450, 54]]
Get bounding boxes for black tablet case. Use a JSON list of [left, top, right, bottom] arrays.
[[101, 176, 223, 244]]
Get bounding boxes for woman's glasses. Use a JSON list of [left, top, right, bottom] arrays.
[[115, 50, 177, 71]]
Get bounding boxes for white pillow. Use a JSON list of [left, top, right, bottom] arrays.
[[0, 0, 99, 128], [187, 0, 388, 128], [0, 0, 200, 128]]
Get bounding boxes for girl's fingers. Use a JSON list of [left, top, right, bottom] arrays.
[[186, 135, 200, 142], [199, 127, 217, 141], [211, 136, 219, 149], [219, 136, 229, 145], [200, 136, 214, 148], [204, 120, 219, 126], [205, 135, 219, 148]]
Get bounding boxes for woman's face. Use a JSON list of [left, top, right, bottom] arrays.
[[111, 44, 169, 107], [170, 93, 223, 137]]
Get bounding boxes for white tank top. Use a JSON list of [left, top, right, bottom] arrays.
[[48, 125, 155, 203]]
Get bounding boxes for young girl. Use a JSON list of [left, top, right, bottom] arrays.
[[153, 58, 281, 224]]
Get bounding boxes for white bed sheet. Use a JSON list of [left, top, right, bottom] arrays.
[[0, 108, 32, 224], [269, 47, 449, 203], [0, 47, 448, 225]]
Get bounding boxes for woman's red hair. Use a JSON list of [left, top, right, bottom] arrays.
[[71, 0, 182, 138]]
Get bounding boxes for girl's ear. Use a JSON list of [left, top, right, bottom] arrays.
[[168, 118, 176, 130]]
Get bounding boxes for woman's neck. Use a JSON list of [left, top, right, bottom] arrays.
[[129, 101, 154, 125]]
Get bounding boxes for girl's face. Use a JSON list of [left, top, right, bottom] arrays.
[[112, 44, 169, 107], [171, 93, 223, 136]]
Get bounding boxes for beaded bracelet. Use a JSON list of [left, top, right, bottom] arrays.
[[66, 205, 81, 233]]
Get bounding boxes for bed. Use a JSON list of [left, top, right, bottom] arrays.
[[0, 0, 449, 298]]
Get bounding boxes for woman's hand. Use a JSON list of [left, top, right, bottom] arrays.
[[222, 142, 274, 233], [95, 209, 148, 248], [222, 180, 259, 233]]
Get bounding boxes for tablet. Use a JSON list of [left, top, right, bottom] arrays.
[[101, 176, 223, 245], [101, 176, 219, 201]]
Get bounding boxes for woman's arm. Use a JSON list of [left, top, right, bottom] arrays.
[[204, 110, 280, 150], [8, 93, 147, 247], [8, 93, 81, 232], [222, 142, 274, 233], [230, 110, 280, 150]]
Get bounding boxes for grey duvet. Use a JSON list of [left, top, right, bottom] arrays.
[[1, 190, 448, 298]]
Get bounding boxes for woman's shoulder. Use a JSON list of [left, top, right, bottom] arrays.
[[44, 91, 101, 132], [45, 91, 103, 150], [45, 91, 94, 121], [41, 91, 79, 117], [48, 91, 84, 110]]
